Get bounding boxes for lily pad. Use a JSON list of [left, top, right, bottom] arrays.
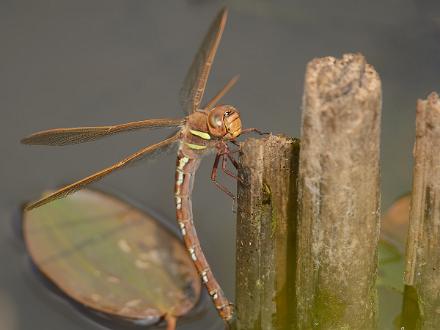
[[377, 195, 411, 329], [377, 194, 411, 293], [22, 189, 201, 329], [378, 240, 405, 293], [381, 193, 411, 251]]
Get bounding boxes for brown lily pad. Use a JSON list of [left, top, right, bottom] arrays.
[[381, 193, 411, 251], [377, 194, 411, 328], [22, 189, 201, 329]]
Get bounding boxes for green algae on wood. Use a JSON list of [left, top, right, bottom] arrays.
[[22, 189, 201, 329], [235, 135, 300, 330]]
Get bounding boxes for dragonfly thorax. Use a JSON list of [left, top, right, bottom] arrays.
[[207, 105, 242, 139]]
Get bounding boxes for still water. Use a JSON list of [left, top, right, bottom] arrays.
[[1, 0, 439, 329]]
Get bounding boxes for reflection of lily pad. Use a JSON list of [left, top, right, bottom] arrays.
[[23, 189, 201, 328]]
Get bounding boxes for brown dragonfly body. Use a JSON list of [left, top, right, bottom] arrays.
[[173, 106, 243, 320], [22, 8, 260, 323]]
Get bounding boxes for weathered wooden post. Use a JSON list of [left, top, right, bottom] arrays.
[[295, 54, 382, 329], [235, 135, 300, 330], [402, 92, 440, 329]]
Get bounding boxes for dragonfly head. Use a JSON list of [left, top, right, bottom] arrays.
[[207, 105, 242, 139]]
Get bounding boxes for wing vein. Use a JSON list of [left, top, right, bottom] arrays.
[[25, 133, 181, 210], [21, 118, 184, 146], [179, 8, 228, 114]]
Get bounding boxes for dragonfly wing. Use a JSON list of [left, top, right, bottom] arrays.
[[21, 118, 184, 146], [179, 8, 227, 114], [25, 132, 181, 210], [202, 75, 239, 111]]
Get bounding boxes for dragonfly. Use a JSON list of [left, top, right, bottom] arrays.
[[21, 7, 263, 323]]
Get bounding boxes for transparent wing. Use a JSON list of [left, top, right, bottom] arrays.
[[21, 118, 184, 146], [25, 132, 181, 210], [202, 75, 239, 111], [179, 8, 227, 114]]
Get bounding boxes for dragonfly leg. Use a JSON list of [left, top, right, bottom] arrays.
[[226, 148, 241, 159], [226, 140, 242, 155], [230, 139, 239, 147], [226, 153, 239, 169], [221, 154, 244, 185], [240, 127, 270, 135], [211, 153, 236, 200]]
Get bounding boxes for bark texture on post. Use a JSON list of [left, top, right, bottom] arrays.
[[235, 135, 300, 330], [402, 92, 440, 329], [296, 54, 382, 329]]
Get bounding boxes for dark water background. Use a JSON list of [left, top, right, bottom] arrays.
[[1, 0, 439, 329]]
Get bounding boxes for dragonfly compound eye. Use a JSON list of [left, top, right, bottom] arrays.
[[208, 107, 228, 137]]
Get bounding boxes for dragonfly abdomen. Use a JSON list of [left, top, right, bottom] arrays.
[[174, 150, 233, 321]]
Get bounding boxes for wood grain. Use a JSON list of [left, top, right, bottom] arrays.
[[403, 92, 440, 329], [235, 135, 299, 330], [296, 54, 382, 329]]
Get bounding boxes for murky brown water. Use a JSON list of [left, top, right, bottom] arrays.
[[1, 0, 439, 329]]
